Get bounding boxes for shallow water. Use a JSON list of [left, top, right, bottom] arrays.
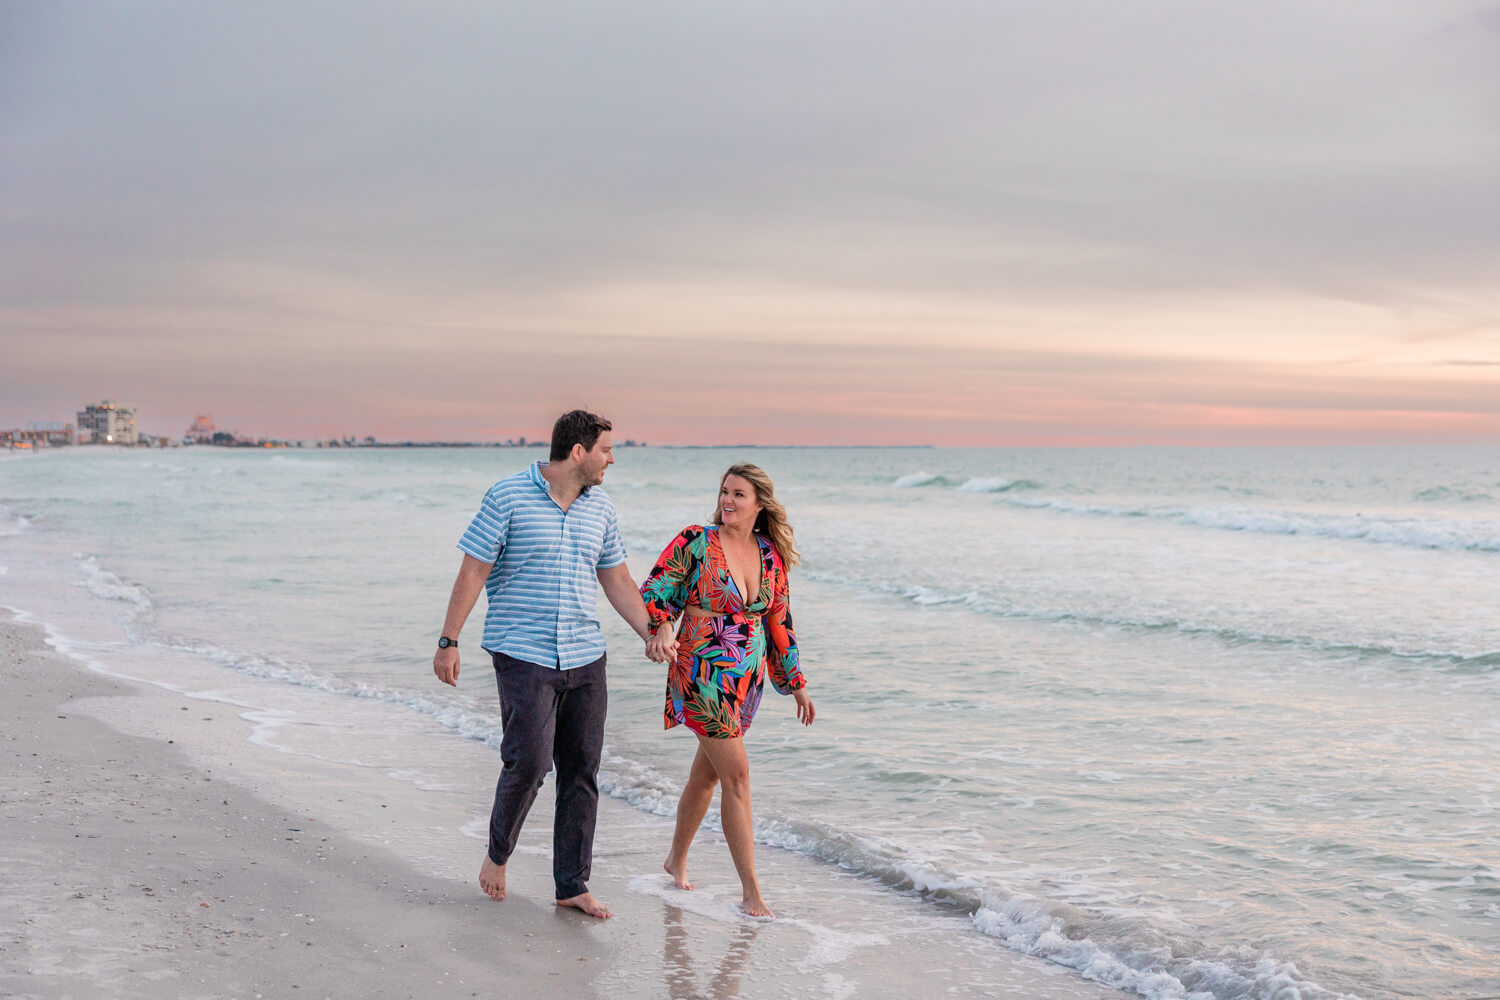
[[3, 444, 1497, 999]]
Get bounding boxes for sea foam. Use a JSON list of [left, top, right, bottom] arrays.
[[15, 577, 1407, 1000], [1001, 496, 1500, 552], [894, 473, 1040, 492], [77, 555, 154, 618], [621, 806, 1358, 1000], [970, 896, 1358, 1000], [799, 569, 1500, 671]]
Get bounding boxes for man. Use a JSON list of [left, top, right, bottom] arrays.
[[432, 409, 671, 919]]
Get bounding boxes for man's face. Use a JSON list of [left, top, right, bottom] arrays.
[[580, 432, 614, 485]]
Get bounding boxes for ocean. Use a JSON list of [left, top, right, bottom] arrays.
[[2, 444, 1497, 1000]]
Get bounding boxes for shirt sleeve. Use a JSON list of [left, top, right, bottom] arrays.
[[639, 526, 702, 629], [765, 552, 805, 694], [597, 506, 627, 570], [457, 485, 508, 565]]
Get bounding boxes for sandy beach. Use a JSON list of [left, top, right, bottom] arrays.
[[0, 616, 608, 1000], [0, 612, 1128, 1000]]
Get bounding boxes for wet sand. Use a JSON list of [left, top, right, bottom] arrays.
[[0, 617, 606, 999], [1, 614, 1124, 999]]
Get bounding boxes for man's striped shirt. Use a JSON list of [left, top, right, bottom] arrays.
[[458, 461, 627, 669]]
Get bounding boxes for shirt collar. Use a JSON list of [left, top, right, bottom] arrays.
[[529, 461, 590, 498]]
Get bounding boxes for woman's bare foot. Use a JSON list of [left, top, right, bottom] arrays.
[[478, 856, 506, 900], [741, 893, 774, 918], [557, 892, 611, 919], [664, 856, 694, 890]]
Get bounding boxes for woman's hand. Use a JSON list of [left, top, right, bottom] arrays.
[[645, 623, 678, 663], [793, 687, 815, 725]]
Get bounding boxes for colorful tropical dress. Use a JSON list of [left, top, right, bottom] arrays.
[[640, 525, 804, 739]]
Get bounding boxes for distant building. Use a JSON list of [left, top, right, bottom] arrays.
[[2, 423, 75, 449], [186, 415, 217, 444], [76, 400, 138, 445]]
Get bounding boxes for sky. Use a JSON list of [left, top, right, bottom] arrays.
[[2, 1, 1498, 446]]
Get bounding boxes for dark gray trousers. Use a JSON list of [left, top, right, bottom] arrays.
[[487, 651, 607, 900]]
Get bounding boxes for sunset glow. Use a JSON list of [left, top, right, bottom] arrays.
[[2, 3, 1496, 445]]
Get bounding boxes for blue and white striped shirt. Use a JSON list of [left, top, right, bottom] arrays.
[[458, 461, 628, 670]]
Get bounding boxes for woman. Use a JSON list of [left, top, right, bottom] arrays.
[[641, 463, 814, 917]]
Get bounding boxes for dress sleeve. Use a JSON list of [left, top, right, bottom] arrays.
[[765, 553, 805, 695], [640, 526, 702, 629]]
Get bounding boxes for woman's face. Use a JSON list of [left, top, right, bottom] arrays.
[[718, 474, 763, 529]]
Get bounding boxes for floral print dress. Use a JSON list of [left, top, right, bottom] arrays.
[[640, 525, 804, 739]]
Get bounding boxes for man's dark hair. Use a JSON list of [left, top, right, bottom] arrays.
[[549, 409, 612, 461]]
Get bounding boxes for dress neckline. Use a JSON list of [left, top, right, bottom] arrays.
[[708, 525, 767, 609]]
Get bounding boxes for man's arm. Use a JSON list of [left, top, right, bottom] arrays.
[[597, 563, 653, 641], [433, 554, 492, 687]]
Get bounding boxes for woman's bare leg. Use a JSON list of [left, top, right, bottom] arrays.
[[695, 734, 771, 916], [665, 743, 719, 889]]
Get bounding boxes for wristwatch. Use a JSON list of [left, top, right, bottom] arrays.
[[438, 636, 457, 649]]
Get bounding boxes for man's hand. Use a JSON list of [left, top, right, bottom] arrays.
[[434, 646, 461, 686], [597, 563, 664, 651], [432, 555, 490, 688], [645, 625, 678, 663]]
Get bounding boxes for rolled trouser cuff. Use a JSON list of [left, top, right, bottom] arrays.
[[554, 880, 589, 901]]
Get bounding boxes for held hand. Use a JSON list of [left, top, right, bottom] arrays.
[[656, 624, 680, 662], [644, 626, 678, 663], [793, 687, 815, 726], [434, 647, 460, 686]]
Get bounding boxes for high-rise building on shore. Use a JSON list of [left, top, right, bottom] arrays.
[[76, 399, 138, 445]]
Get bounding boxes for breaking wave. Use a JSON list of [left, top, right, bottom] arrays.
[[957, 477, 1043, 493], [801, 570, 1500, 672], [0, 512, 31, 537], [1001, 497, 1500, 553], [77, 555, 154, 619], [893, 473, 1042, 492], [892, 472, 952, 488]]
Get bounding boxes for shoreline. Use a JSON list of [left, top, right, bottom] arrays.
[[0, 615, 608, 1000], [4, 445, 1495, 999], [1, 610, 1128, 1000]]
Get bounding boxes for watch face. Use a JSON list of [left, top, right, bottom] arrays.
[[438, 637, 453, 648]]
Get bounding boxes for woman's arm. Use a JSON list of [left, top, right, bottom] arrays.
[[764, 563, 806, 696], [639, 527, 702, 656]]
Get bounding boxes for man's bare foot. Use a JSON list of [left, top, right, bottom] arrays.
[[478, 856, 506, 901], [557, 892, 611, 919], [664, 856, 694, 891], [741, 894, 774, 918]]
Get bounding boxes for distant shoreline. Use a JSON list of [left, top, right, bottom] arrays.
[[7, 441, 937, 452], [286, 442, 938, 449], [353, 442, 937, 449]]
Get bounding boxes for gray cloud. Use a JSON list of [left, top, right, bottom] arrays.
[[6, 2, 1499, 297], [2, 1, 1498, 440]]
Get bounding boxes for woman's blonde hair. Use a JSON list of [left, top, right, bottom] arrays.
[[712, 463, 800, 568]]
